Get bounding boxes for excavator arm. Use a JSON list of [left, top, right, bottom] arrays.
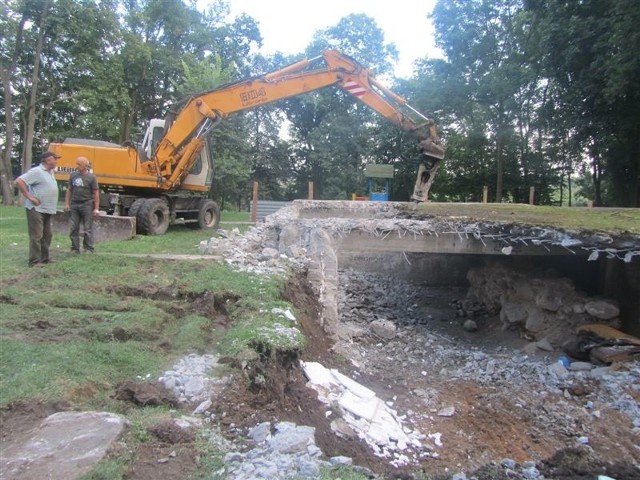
[[151, 50, 444, 200]]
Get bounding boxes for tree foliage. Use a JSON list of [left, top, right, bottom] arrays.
[[2, 0, 637, 208]]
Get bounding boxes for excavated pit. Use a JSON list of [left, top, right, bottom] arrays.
[[199, 199, 640, 476], [257, 200, 640, 475]]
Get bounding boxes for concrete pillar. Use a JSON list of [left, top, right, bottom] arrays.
[[308, 181, 314, 200], [529, 186, 535, 205], [482, 186, 489, 203]]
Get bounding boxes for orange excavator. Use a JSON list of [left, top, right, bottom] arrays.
[[51, 50, 445, 235]]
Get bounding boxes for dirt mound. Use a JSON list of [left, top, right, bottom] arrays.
[[114, 380, 178, 407]]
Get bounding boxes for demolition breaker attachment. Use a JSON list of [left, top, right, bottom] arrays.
[[411, 134, 446, 203]]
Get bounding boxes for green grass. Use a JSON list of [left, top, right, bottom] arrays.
[[0, 204, 294, 409], [0, 201, 309, 477], [0, 339, 162, 405], [404, 202, 640, 234]]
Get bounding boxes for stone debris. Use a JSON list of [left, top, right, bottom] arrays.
[[158, 353, 228, 405], [466, 263, 623, 343], [336, 268, 640, 436], [220, 421, 372, 480], [437, 406, 456, 417], [0, 412, 128, 480], [302, 361, 430, 466]]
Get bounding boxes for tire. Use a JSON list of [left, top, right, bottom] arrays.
[[192, 199, 220, 230], [128, 198, 146, 233], [137, 198, 170, 235]]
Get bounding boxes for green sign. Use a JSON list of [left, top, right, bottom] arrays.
[[365, 164, 394, 178]]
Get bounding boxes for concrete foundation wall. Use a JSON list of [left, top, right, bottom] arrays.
[[338, 252, 480, 286]]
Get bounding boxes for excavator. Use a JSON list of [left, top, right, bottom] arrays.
[[51, 50, 445, 235]]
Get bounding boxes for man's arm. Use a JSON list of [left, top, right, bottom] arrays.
[[64, 184, 72, 211], [92, 178, 100, 215], [93, 188, 100, 215], [16, 178, 41, 206]]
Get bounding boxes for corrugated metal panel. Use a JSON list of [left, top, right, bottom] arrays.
[[250, 200, 292, 221]]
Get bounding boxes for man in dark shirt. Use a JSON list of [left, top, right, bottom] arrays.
[[64, 156, 100, 253]]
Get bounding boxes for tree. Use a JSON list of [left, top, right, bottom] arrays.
[[430, 0, 545, 202], [281, 14, 400, 199], [0, 0, 27, 204], [525, 0, 640, 206]]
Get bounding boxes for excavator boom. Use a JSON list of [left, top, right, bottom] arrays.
[[154, 50, 444, 198]]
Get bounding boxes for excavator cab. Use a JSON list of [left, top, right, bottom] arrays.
[[138, 119, 165, 163]]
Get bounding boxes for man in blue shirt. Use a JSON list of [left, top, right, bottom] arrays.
[[16, 151, 60, 267]]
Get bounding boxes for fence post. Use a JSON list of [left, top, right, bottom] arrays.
[[482, 186, 488, 203], [251, 181, 259, 223], [529, 186, 535, 205], [308, 181, 314, 200]]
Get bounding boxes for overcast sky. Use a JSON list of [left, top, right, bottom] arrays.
[[207, 0, 441, 78]]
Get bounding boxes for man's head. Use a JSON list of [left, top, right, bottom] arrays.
[[40, 151, 60, 170], [76, 156, 91, 172]]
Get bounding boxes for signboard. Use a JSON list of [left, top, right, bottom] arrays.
[[365, 164, 394, 179]]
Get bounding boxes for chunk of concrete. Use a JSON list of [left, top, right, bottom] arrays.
[[584, 300, 620, 321], [500, 301, 528, 325], [371, 318, 397, 339], [52, 211, 135, 242], [1, 411, 128, 480]]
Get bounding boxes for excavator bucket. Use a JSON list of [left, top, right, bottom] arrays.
[[52, 211, 136, 243]]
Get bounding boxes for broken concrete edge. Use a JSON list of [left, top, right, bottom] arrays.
[[265, 200, 640, 260], [51, 210, 136, 242]]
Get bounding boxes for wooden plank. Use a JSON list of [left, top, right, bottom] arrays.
[[577, 324, 640, 346]]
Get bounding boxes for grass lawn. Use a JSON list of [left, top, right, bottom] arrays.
[[0, 204, 296, 407], [407, 202, 640, 234]]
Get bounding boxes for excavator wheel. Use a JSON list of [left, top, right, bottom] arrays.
[[137, 198, 170, 235], [190, 198, 220, 230], [127, 198, 147, 233]]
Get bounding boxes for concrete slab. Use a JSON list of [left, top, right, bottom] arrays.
[[52, 211, 136, 242]]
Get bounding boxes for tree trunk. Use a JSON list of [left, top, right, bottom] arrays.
[[0, 13, 27, 205], [632, 123, 640, 207], [495, 135, 503, 202], [22, 0, 51, 173], [592, 154, 603, 206]]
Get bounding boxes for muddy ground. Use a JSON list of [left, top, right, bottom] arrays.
[[2, 272, 639, 480]]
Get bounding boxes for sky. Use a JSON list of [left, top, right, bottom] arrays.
[[211, 0, 441, 78]]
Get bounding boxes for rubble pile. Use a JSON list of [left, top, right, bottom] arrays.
[[336, 269, 640, 435], [466, 262, 621, 343], [302, 361, 433, 467], [192, 203, 640, 478]]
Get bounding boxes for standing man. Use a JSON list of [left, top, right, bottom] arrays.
[[16, 151, 61, 267], [64, 156, 100, 254]]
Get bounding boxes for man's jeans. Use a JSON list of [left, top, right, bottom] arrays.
[[69, 203, 95, 252], [26, 208, 53, 266]]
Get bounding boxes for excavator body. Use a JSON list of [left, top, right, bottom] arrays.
[[51, 49, 444, 236]]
